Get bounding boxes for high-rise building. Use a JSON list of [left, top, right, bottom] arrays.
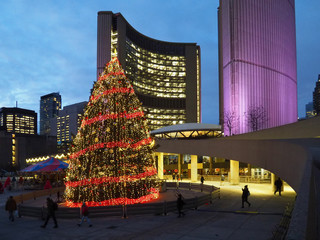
[[218, 0, 297, 135], [50, 101, 87, 152], [97, 11, 201, 130], [0, 107, 57, 170], [306, 102, 315, 118], [40, 92, 61, 135], [313, 75, 320, 115], [0, 107, 37, 135]]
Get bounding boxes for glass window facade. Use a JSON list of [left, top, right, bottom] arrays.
[[125, 38, 188, 130], [0, 108, 37, 135], [40, 92, 61, 135], [54, 102, 87, 152], [97, 12, 201, 131]]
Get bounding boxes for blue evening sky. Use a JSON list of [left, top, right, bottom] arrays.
[[0, 0, 319, 127]]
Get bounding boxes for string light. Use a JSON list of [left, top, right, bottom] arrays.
[[90, 87, 135, 102], [65, 188, 159, 207], [65, 168, 157, 187], [69, 137, 153, 159], [64, 57, 159, 207], [81, 110, 144, 127]]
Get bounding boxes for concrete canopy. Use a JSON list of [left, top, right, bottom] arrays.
[[153, 117, 320, 239]]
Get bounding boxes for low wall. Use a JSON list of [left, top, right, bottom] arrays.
[[17, 183, 220, 219], [13, 186, 65, 204]]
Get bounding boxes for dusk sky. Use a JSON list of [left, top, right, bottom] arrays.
[[0, 0, 319, 127]]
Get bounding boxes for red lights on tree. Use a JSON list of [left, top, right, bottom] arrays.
[[65, 57, 159, 207]]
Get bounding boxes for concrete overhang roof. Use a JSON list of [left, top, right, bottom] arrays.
[[150, 123, 221, 135]]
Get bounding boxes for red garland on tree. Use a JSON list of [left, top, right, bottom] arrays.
[[64, 57, 159, 207]]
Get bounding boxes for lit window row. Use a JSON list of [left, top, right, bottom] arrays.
[[127, 40, 185, 61], [143, 107, 186, 130], [111, 30, 118, 58], [125, 40, 187, 99]]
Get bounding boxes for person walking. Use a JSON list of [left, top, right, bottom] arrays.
[[0, 182, 4, 194], [5, 196, 17, 222], [177, 194, 185, 217], [41, 197, 58, 228], [78, 202, 92, 227], [220, 174, 225, 186], [241, 185, 251, 208], [200, 176, 205, 184], [12, 176, 17, 190], [274, 177, 283, 196]]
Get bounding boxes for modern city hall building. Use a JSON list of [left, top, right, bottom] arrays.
[[97, 11, 201, 130], [218, 0, 298, 135]]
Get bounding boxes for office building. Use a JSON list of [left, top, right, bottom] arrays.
[[313, 74, 320, 115], [0, 107, 37, 135], [218, 0, 297, 134], [0, 107, 56, 170], [97, 11, 201, 130], [50, 101, 87, 152], [40, 92, 61, 135], [306, 102, 315, 118], [0, 131, 57, 171]]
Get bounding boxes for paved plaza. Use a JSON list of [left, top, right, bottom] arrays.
[[0, 181, 296, 240]]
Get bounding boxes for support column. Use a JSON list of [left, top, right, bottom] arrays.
[[191, 155, 198, 182], [230, 160, 239, 185], [247, 164, 252, 176], [178, 154, 183, 180], [209, 157, 213, 174], [271, 173, 276, 193], [156, 152, 164, 179]]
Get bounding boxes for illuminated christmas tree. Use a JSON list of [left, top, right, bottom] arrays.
[[65, 57, 159, 207]]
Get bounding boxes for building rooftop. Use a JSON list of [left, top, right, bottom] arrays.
[[150, 123, 222, 139]]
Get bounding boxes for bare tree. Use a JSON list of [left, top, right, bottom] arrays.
[[223, 110, 238, 136], [245, 106, 268, 132]]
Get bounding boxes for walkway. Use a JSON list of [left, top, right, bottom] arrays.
[[0, 181, 296, 240]]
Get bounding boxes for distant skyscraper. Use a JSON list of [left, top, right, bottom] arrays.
[[306, 102, 315, 118], [0, 107, 37, 135], [313, 74, 320, 115], [0, 107, 55, 170], [40, 92, 61, 135], [218, 0, 297, 134], [97, 11, 201, 130], [50, 101, 87, 152]]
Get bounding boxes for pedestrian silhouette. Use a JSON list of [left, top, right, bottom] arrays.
[[241, 185, 251, 208], [274, 177, 283, 196], [200, 176, 205, 184], [0, 182, 4, 194], [220, 174, 225, 186], [177, 194, 185, 217], [41, 197, 58, 228], [5, 196, 17, 222], [78, 202, 92, 227]]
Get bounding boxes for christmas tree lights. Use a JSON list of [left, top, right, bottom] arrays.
[[65, 57, 159, 207]]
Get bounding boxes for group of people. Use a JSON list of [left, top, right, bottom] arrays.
[[41, 198, 92, 228], [41, 198, 93, 228], [3, 177, 285, 225], [4, 195, 93, 228], [241, 177, 283, 208]]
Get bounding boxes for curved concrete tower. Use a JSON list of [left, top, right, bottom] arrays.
[[218, 0, 297, 135]]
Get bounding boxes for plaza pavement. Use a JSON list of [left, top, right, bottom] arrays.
[[0, 181, 296, 240]]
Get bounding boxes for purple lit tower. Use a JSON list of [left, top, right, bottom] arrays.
[[218, 0, 297, 135]]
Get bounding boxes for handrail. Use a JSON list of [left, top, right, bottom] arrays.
[[17, 183, 220, 219], [13, 186, 65, 204]]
